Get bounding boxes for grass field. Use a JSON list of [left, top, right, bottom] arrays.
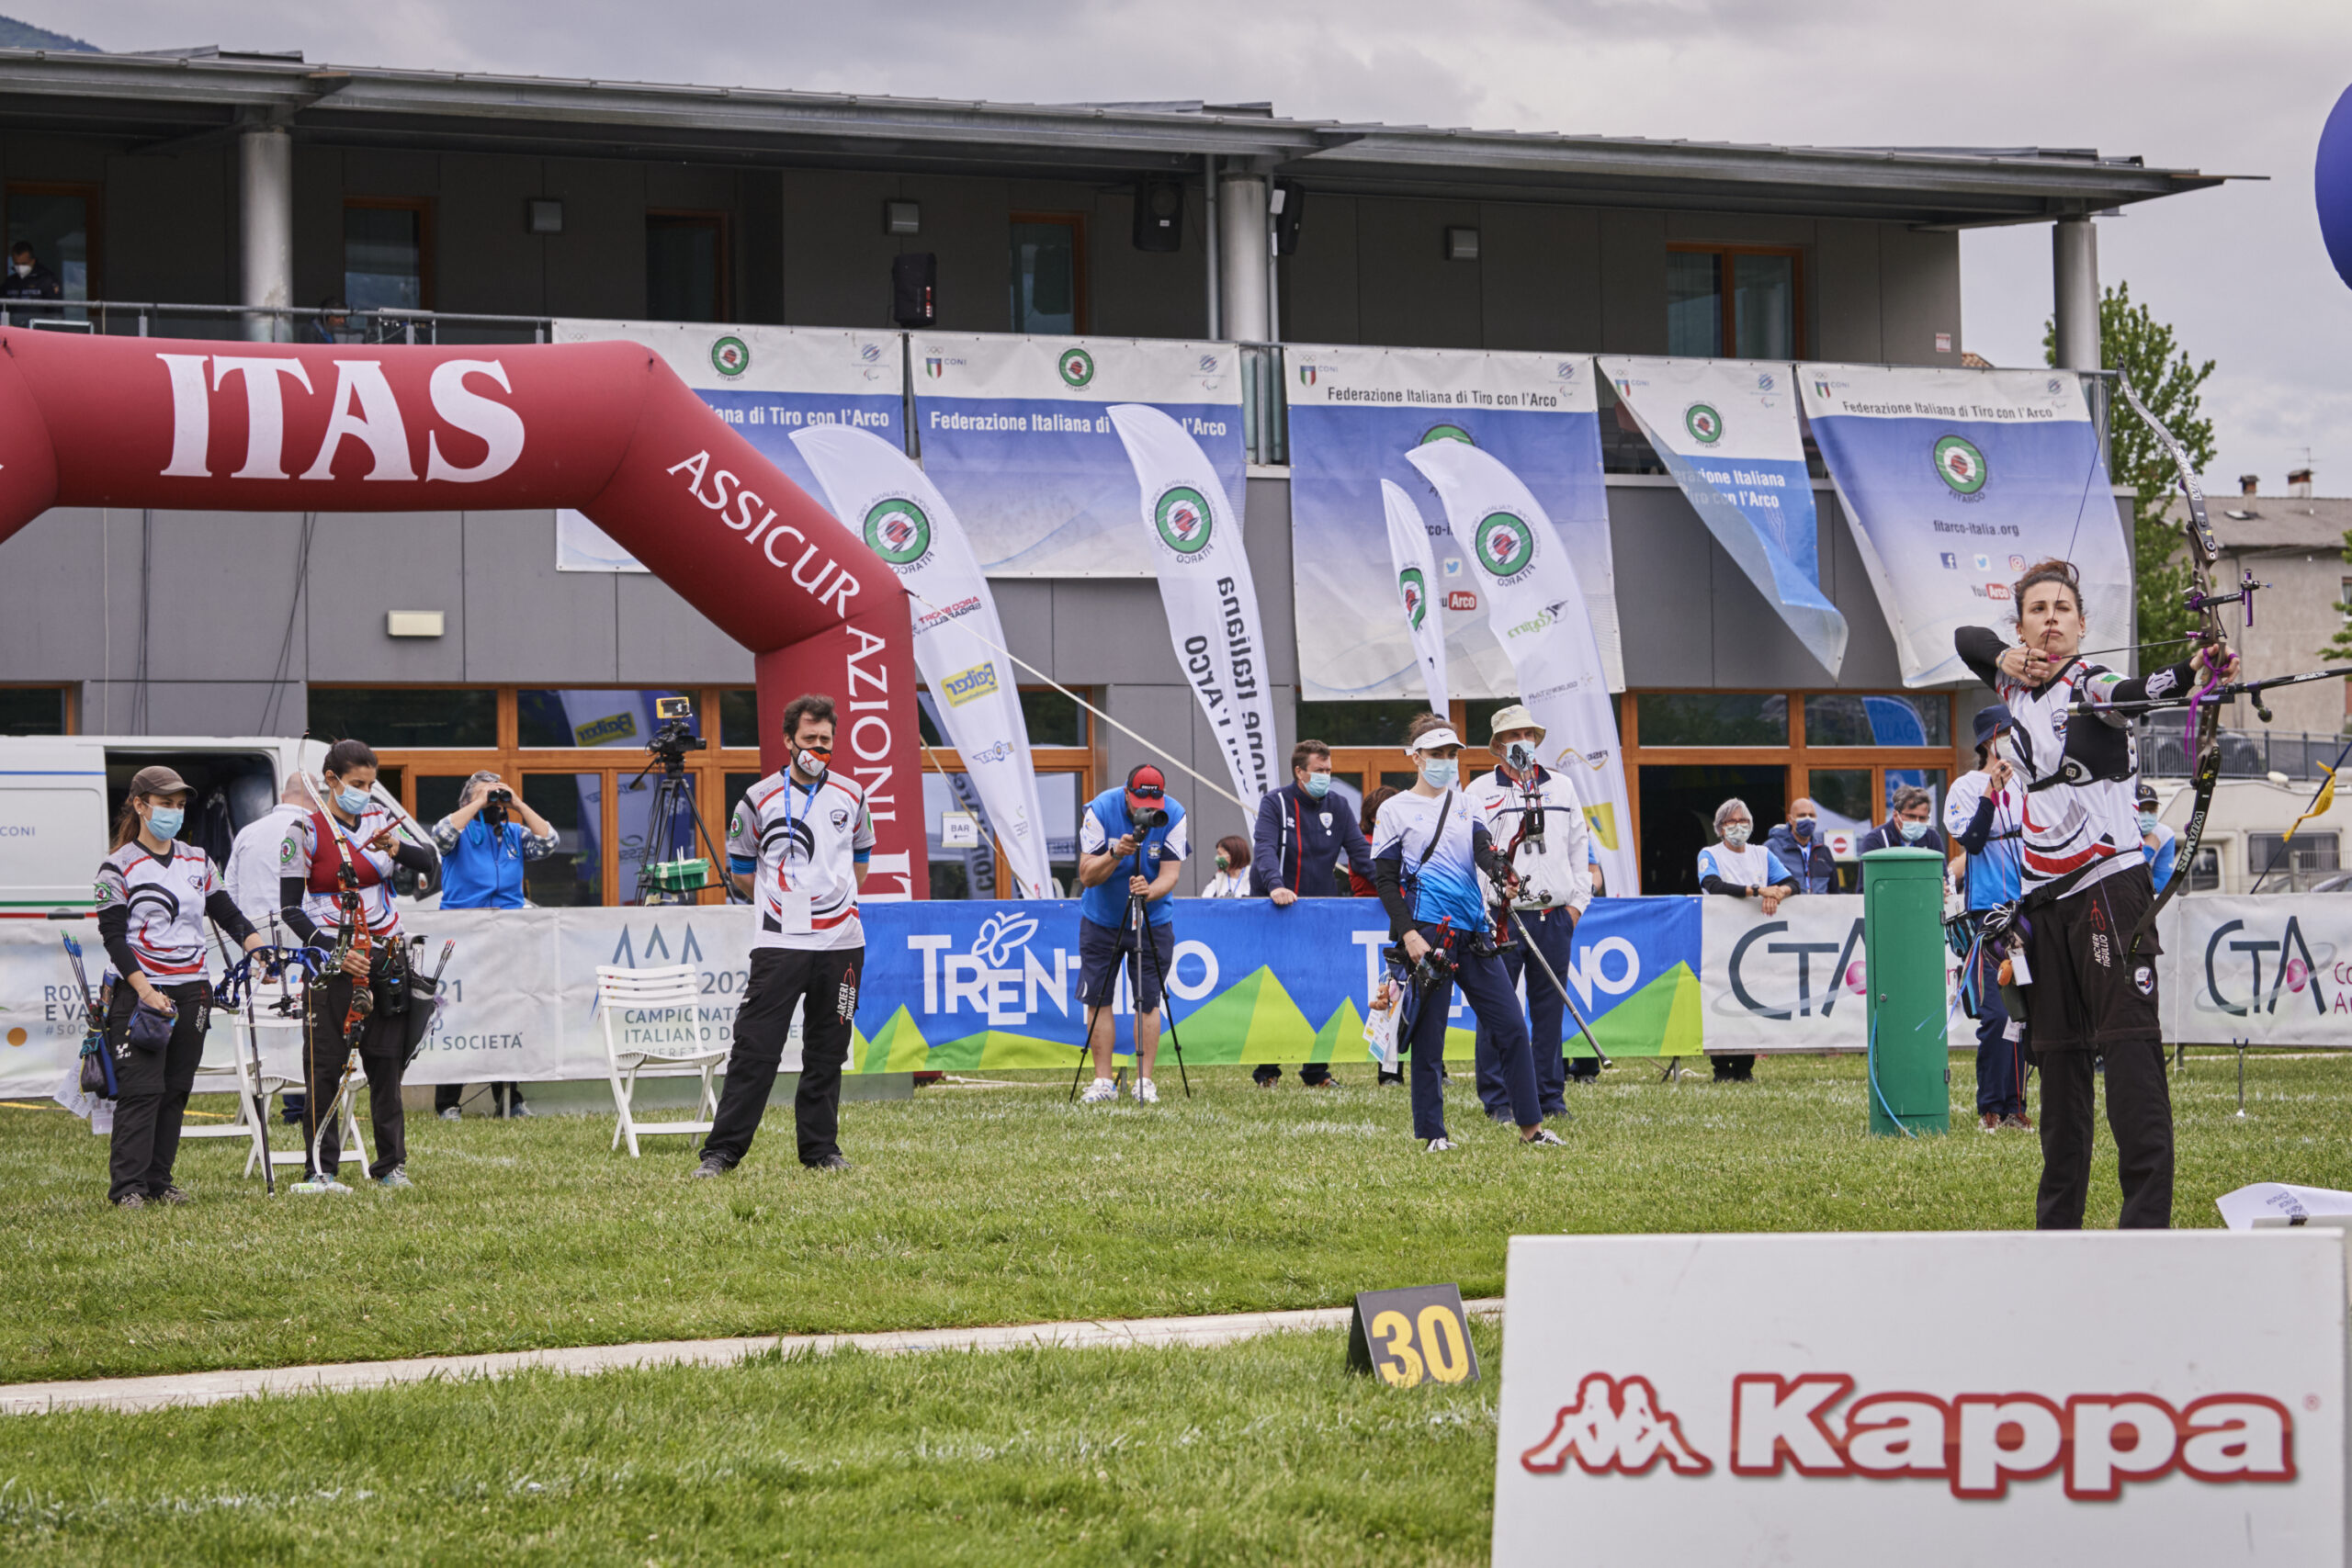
[[6, 1052, 2347, 1388]]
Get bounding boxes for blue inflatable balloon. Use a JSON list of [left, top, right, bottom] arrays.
[[2320, 82, 2352, 289]]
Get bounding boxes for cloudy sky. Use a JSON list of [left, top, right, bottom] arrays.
[[41, 2, 2352, 495]]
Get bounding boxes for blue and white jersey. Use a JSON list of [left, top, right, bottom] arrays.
[[1945, 766, 2023, 910], [1373, 787, 1489, 933], [1077, 787, 1189, 929], [1697, 841, 1792, 890], [2143, 822, 2178, 895]]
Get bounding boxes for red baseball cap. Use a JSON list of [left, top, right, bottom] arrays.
[[1125, 764, 1167, 812]]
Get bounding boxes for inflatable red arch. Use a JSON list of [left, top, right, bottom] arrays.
[[0, 328, 927, 897]]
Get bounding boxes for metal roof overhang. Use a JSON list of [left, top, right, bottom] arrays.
[[0, 51, 2227, 228]]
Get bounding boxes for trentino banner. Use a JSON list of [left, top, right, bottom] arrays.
[[1405, 440, 1639, 895], [1285, 346, 1619, 701], [1382, 479, 1451, 714], [1109, 403, 1280, 819], [790, 423, 1054, 898], [1799, 365, 2127, 688], [1601, 356, 1847, 677], [548, 320, 904, 572], [909, 333, 1244, 577]]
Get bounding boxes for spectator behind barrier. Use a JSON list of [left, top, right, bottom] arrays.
[[1696, 796, 1794, 1083], [431, 772, 560, 1120], [1250, 739, 1371, 1089], [1349, 786, 1399, 898], [1765, 797, 1838, 894], [1860, 784, 1946, 856], [1203, 835, 1251, 897], [1947, 703, 2030, 1131], [2136, 781, 2178, 895]]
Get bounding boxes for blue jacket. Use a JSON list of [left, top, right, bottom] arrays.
[[1763, 824, 1838, 894], [437, 818, 533, 909], [1250, 783, 1374, 897]]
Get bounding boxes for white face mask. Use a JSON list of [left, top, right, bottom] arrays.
[[1420, 758, 1458, 790], [1721, 823, 1752, 848], [10, 262, 28, 278], [1898, 818, 1929, 843]]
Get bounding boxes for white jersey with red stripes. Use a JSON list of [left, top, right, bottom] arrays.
[[728, 766, 876, 953], [94, 840, 222, 980], [1996, 656, 2145, 900]]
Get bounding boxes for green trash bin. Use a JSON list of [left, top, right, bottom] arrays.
[[1861, 846, 1950, 1136]]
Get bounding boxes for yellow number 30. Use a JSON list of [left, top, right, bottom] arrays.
[[1370, 1310, 1424, 1386]]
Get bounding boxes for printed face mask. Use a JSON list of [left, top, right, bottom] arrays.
[[146, 806, 186, 840], [1420, 758, 1458, 790], [1504, 740, 1539, 771], [1721, 823, 1752, 848], [1898, 818, 1929, 843], [1215, 853, 1230, 871]]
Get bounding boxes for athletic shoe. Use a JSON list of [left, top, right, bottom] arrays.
[[1424, 1137, 1456, 1153], [807, 1153, 853, 1172], [1135, 1078, 1159, 1105], [1305, 1076, 1340, 1089], [2001, 1113, 2035, 1132], [1522, 1128, 1565, 1147], [294, 1173, 353, 1195], [439, 1107, 462, 1122], [114, 1192, 146, 1210], [153, 1185, 192, 1205], [1080, 1077, 1118, 1105], [690, 1156, 729, 1179], [1377, 1069, 1403, 1086], [507, 1101, 535, 1118], [375, 1168, 413, 1190], [1980, 1113, 2001, 1133]]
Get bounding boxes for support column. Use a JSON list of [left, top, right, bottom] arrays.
[[239, 125, 294, 343], [1217, 170, 1269, 343], [2052, 215, 2100, 370]]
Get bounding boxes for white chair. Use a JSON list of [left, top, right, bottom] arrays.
[[195, 1014, 368, 1179], [597, 964, 728, 1156]]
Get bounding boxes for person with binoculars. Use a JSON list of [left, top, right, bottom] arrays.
[[1371, 715, 1564, 1153], [1073, 764, 1188, 1106], [429, 771, 559, 1119]]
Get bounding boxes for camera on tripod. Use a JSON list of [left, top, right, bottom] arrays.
[[631, 696, 718, 903], [647, 695, 707, 764], [1129, 804, 1169, 831]]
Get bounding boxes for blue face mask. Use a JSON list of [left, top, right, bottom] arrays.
[[1898, 818, 1929, 843], [1302, 773, 1331, 799], [2137, 811, 2161, 834], [336, 786, 372, 816], [146, 806, 185, 840], [1420, 758, 1458, 790], [1792, 818, 1816, 840]]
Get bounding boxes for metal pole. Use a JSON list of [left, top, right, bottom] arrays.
[[238, 125, 294, 344], [1203, 154, 1220, 342], [2052, 216, 2100, 370]]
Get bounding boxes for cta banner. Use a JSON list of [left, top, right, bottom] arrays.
[[1601, 356, 1846, 677], [791, 423, 1053, 898], [1496, 1231, 2346, 1565], [1800, 366, 2127, 688], [1406, 440, 1638, 895], [910, 333, 1243, 577], [1382, 479, 1451, 714], [1285, 347, 1618, 701], [2172, 895, 2352, 1046], [1700, 895, 1868, 1052], [1110, 403, 1280, 818], [548, 321, 904, 572]]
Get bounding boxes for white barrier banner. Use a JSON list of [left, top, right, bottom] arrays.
[[1700, 895, 1868, 1052], [2168, 894, 2352, 1046], [1495, 1230, 2347, 1566]]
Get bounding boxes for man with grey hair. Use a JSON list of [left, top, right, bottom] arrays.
[[430, 773, 560, 1118], [1860, 784, 1947, 858]]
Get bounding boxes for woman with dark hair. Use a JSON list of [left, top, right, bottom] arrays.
[[1955, 558, 2231, 1230], [277, 739, 439, 1192], [1350, 787, 1398, 898], [93, 765, 269, 1207], [1202, 834, 1251, 897]]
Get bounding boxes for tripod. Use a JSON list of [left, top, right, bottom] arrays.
[[626, 746, 738, 905], [1068, 861, 1192, 1100]]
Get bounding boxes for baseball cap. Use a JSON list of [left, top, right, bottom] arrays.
[[1125, 763, 1167, 812], [2135, 782, 2158, 808], [1487, 704, 1544, 740], [127, 764, 190, 799], [1971, 704, 2011, 750]]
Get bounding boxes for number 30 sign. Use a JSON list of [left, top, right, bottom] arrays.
[[1347, 1283, 1481, 1388]]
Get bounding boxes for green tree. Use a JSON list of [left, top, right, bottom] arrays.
[[2042, 280, 2214, 654]]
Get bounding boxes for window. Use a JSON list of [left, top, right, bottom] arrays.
[[2340, 577, 2352, 624], [308, 687, 496, 749], [918, 687, 1090, 750], [2248, 831, 2339, 877], [6, 184, 96, 300], [344, 201, 428, 313], [647, 212, 728, 322], [719, 688, 761, 750], [517, 689, 699, 750], [0, 685, 69, 735], [1010, 214, 1085, 335], [1667, 245, 1803, 360], [1295, 700, 1435, 750], [1802, 694, 1950, 749], [1635, 694, 1788, 749], [2188, 845, 2221, 894]]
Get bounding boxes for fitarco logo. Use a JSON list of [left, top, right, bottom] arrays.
[[1154, 485, 1214, 555], [1475, 510, 1537, 580], [863, 497, 933, 567], [1057, 346, 1095, 388], [1399, 566, 1428, 629], [710, 335, 751, 378], [1685, 403, 1724, 445], [1935, 434, 1989, 496], [1521, 1371, 2298, 1502]]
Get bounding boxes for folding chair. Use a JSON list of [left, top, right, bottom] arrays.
[[597, 964, 727, 1156], [183, 1024, 274, 1177]]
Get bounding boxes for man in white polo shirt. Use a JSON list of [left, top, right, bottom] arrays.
[[695, 693, 875, 1178]]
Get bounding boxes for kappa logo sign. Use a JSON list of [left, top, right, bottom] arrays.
[[1521, 1372, 2296, 1502]]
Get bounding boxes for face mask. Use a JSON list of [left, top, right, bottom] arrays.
[[1504, 740, 1539, 772], [336, 786, 372, 816], [2138, 811, 2160, 834], [146, 806, 185, 840], [11, 263, 28, 278], [1215, 853, 1230, 871], [794, 747, 831, 777], [1420, 758, 1457, 790], [1302, 773, 1330, 799], [1898, 818, 1928, 843], [1721, 823, 1752, 848], [1792, 818, 1815, 840]]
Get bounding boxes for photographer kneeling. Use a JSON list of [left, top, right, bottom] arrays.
[[430, 772, 558, 1120], [1074, 765, 1187, 1106], [1373, 716, 1562, 1153]]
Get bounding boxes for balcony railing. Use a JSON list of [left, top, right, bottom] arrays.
[[2135, 720, 2347, 783]]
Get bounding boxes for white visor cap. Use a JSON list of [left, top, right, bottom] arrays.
[[1407, 727, 1462, 753]]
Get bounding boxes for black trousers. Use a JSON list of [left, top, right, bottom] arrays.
[[105, 979, 210, 1204], [703, 945, 860, 1168], [303, 965, 410, 1180], [435, 1081, 526, 1113], [2037, 1043, 2174, 1229]]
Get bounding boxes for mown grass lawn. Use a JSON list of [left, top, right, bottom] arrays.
[[6, 1053, 2347, 1387], [2, 1325, 1503, 1566]]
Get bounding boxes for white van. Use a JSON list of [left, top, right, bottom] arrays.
[[0, 736, 431, 919]]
